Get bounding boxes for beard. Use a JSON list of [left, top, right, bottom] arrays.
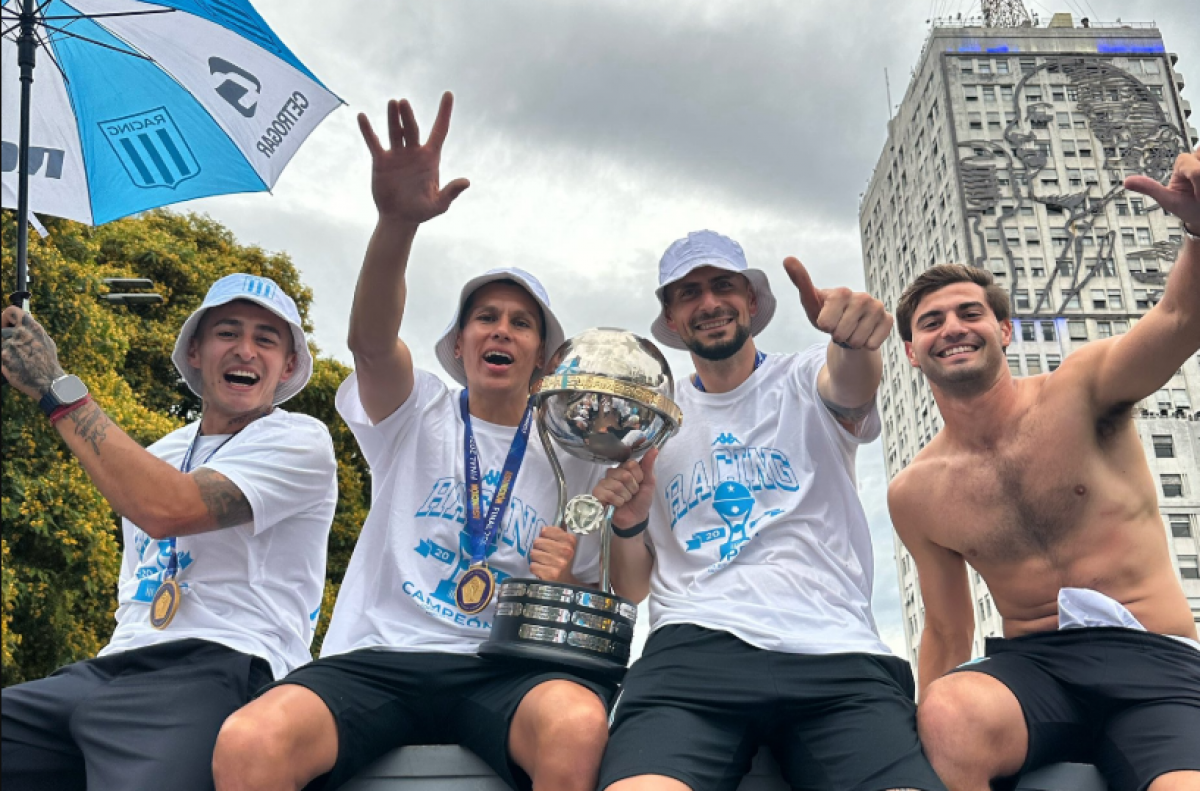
[[685, 322, 752, 361], [921, 339, 1005, 397]]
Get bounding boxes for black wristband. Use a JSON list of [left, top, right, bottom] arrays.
[[611, 518, 648, 539]]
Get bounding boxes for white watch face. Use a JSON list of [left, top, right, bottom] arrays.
[[53, 376, 89, 405]]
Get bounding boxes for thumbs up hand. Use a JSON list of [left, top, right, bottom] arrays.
[[783, 257, 893, 352]]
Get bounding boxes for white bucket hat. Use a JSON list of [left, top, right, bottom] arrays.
[[651, 229, 777, 350], [434, 267, 565, 387], [172, 273, 313, 405]]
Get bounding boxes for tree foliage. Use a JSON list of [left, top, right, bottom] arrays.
[[1, 210, 368, 684]]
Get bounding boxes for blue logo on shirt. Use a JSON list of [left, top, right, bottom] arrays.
[[668, 436, 792, 570], [131, 534, 194, 603]]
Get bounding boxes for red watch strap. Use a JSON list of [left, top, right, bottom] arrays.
[[49, 394, 93, 425]]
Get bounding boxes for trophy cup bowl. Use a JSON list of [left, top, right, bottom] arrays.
[[478, 328, 682, 680]]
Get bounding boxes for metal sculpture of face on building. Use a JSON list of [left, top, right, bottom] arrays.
[[958, 56, 1188, 317]]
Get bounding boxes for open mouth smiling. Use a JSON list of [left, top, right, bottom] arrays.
[[936, 344, 979, 359], [224, 369, 261, 388], [482, 350, 514, 367]]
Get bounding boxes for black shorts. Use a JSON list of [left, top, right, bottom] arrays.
[[950, 627, 1200, 791], [598, 624, 945, 791], [267, 648, 615, 791], [1, 639, 271, 791]]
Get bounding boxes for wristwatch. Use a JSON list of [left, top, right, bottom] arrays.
[[38, 374, 90, 417]]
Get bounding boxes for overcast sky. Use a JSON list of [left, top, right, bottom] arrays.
[[173, 0, 1199, 658]]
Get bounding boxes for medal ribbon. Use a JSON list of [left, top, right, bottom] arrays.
[[693, 350, 766, 393], [163, 429, 236, 580], [460, 390, 534, 566]]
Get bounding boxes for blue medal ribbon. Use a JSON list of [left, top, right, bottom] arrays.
[[694, 350, 766, 393], [460, 390, 534, 566]]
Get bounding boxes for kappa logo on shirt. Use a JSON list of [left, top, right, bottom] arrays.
[[667, 438, 793, 572]]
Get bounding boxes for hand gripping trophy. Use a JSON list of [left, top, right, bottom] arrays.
[[478, 328, 682, 679]]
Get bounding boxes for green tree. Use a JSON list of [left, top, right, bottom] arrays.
[[2, 210, 368, 684]]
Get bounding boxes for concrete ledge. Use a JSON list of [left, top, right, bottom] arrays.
[[341, 745, 789, 789], [343, 746, 1106, 790]]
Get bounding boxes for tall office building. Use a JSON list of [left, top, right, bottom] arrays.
[[859, 12, 1200, 666]]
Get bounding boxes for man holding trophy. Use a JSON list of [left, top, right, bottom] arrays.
[[598, 230, 945, 791], [213, 94, 622, 791]]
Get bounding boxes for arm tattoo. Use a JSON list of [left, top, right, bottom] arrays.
[[193, 468, 254, 529], [820, 394, 876, 427], [67, 402, 113, 456]]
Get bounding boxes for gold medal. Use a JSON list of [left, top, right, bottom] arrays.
[[150, 578, 181, 630], [455, 565, 496, 615]]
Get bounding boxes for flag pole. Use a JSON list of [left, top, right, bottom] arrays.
[[12, 0, 37, 310]]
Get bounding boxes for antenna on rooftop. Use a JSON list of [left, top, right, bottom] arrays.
[[981, 0, 1033, 27]]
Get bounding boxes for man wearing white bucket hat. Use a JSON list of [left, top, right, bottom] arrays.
[[595, 230, 945, 791], [0, 273, 337, 791], [214, 94, 618, 791]]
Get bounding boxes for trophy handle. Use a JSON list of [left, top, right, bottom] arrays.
[[600, 504, 616, 593], [537, 417, 569, 528]]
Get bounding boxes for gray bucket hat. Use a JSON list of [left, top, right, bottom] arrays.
[[434, 267, 565, 387], [651, 230, 777, 350], [172, 273, 312, 405]]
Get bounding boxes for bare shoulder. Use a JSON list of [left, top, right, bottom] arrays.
[[888, 443, 949, 523]]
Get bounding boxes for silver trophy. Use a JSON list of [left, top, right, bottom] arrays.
[[478, 328, 682, 679]]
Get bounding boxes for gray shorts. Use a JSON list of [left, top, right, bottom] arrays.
[[1, 638, 271, 791]]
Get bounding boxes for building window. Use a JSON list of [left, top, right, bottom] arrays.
[[983, 86, 997, 103], [1153, 435, 1175, 458], [1001, 85, 1014, 100], [1021, 322, 1037, 342], [1046, 354, 1061, 371], [978, 61, 992, 74], [1007, 355, 1021, 375], [1170, 515, 1194, 539], [969, 112, 983, 130], [964, 86, 978, 102], [1014, 290, 1031, 309], [1097, 321, 1113, 338], [1162, 475, 1184, 498], [1041, 322, 1056, 341], [1026, 355, 1043, 375], [1068, 320, 1088, 340], [1137, 228, 1152, 245], [1108, 290, 1124, 309], [1135, 290, 1151, 310], [1181, 556, 1199, 580], [1116, 201, 1129, 216], [1091, 289, 1107, 309]]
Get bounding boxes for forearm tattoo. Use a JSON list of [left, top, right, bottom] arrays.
[[1, 312, 64, 396], [193, 468, 254, 529], [67, 401, 113, 456], [820, 394, 876, 426]]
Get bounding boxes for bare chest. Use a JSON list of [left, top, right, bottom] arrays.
[[933, 413, 1099, 565]]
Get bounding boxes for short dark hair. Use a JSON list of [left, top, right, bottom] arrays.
[[896, 264, 1011, 342], [459, 278, 546, 341]]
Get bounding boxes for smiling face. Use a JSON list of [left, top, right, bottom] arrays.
[[905, 282, 1013, 396], [187, 300, 297, 429], [663, 266, 758, 361], [454, 281, 546, 397]]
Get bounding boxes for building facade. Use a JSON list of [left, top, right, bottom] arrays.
[[859, 14, 1200, 665]]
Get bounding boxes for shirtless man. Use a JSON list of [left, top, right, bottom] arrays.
[[888, 146, 1200, 791]]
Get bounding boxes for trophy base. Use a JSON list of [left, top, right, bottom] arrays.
[[477, 578, 637, 682]]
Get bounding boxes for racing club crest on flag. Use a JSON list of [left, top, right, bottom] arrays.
[[99, 107, 200, 189]]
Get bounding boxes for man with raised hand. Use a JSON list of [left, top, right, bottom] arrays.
[[212, 93, 615, 791], [592, 230, 944, 791], [889, 147, 1200, 791], [1, 273, 337, 791]]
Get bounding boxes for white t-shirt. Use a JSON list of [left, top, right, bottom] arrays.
[[100, 410, 337, 679], [322, 370, 605, 658], [646, 346, 891, 656]]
